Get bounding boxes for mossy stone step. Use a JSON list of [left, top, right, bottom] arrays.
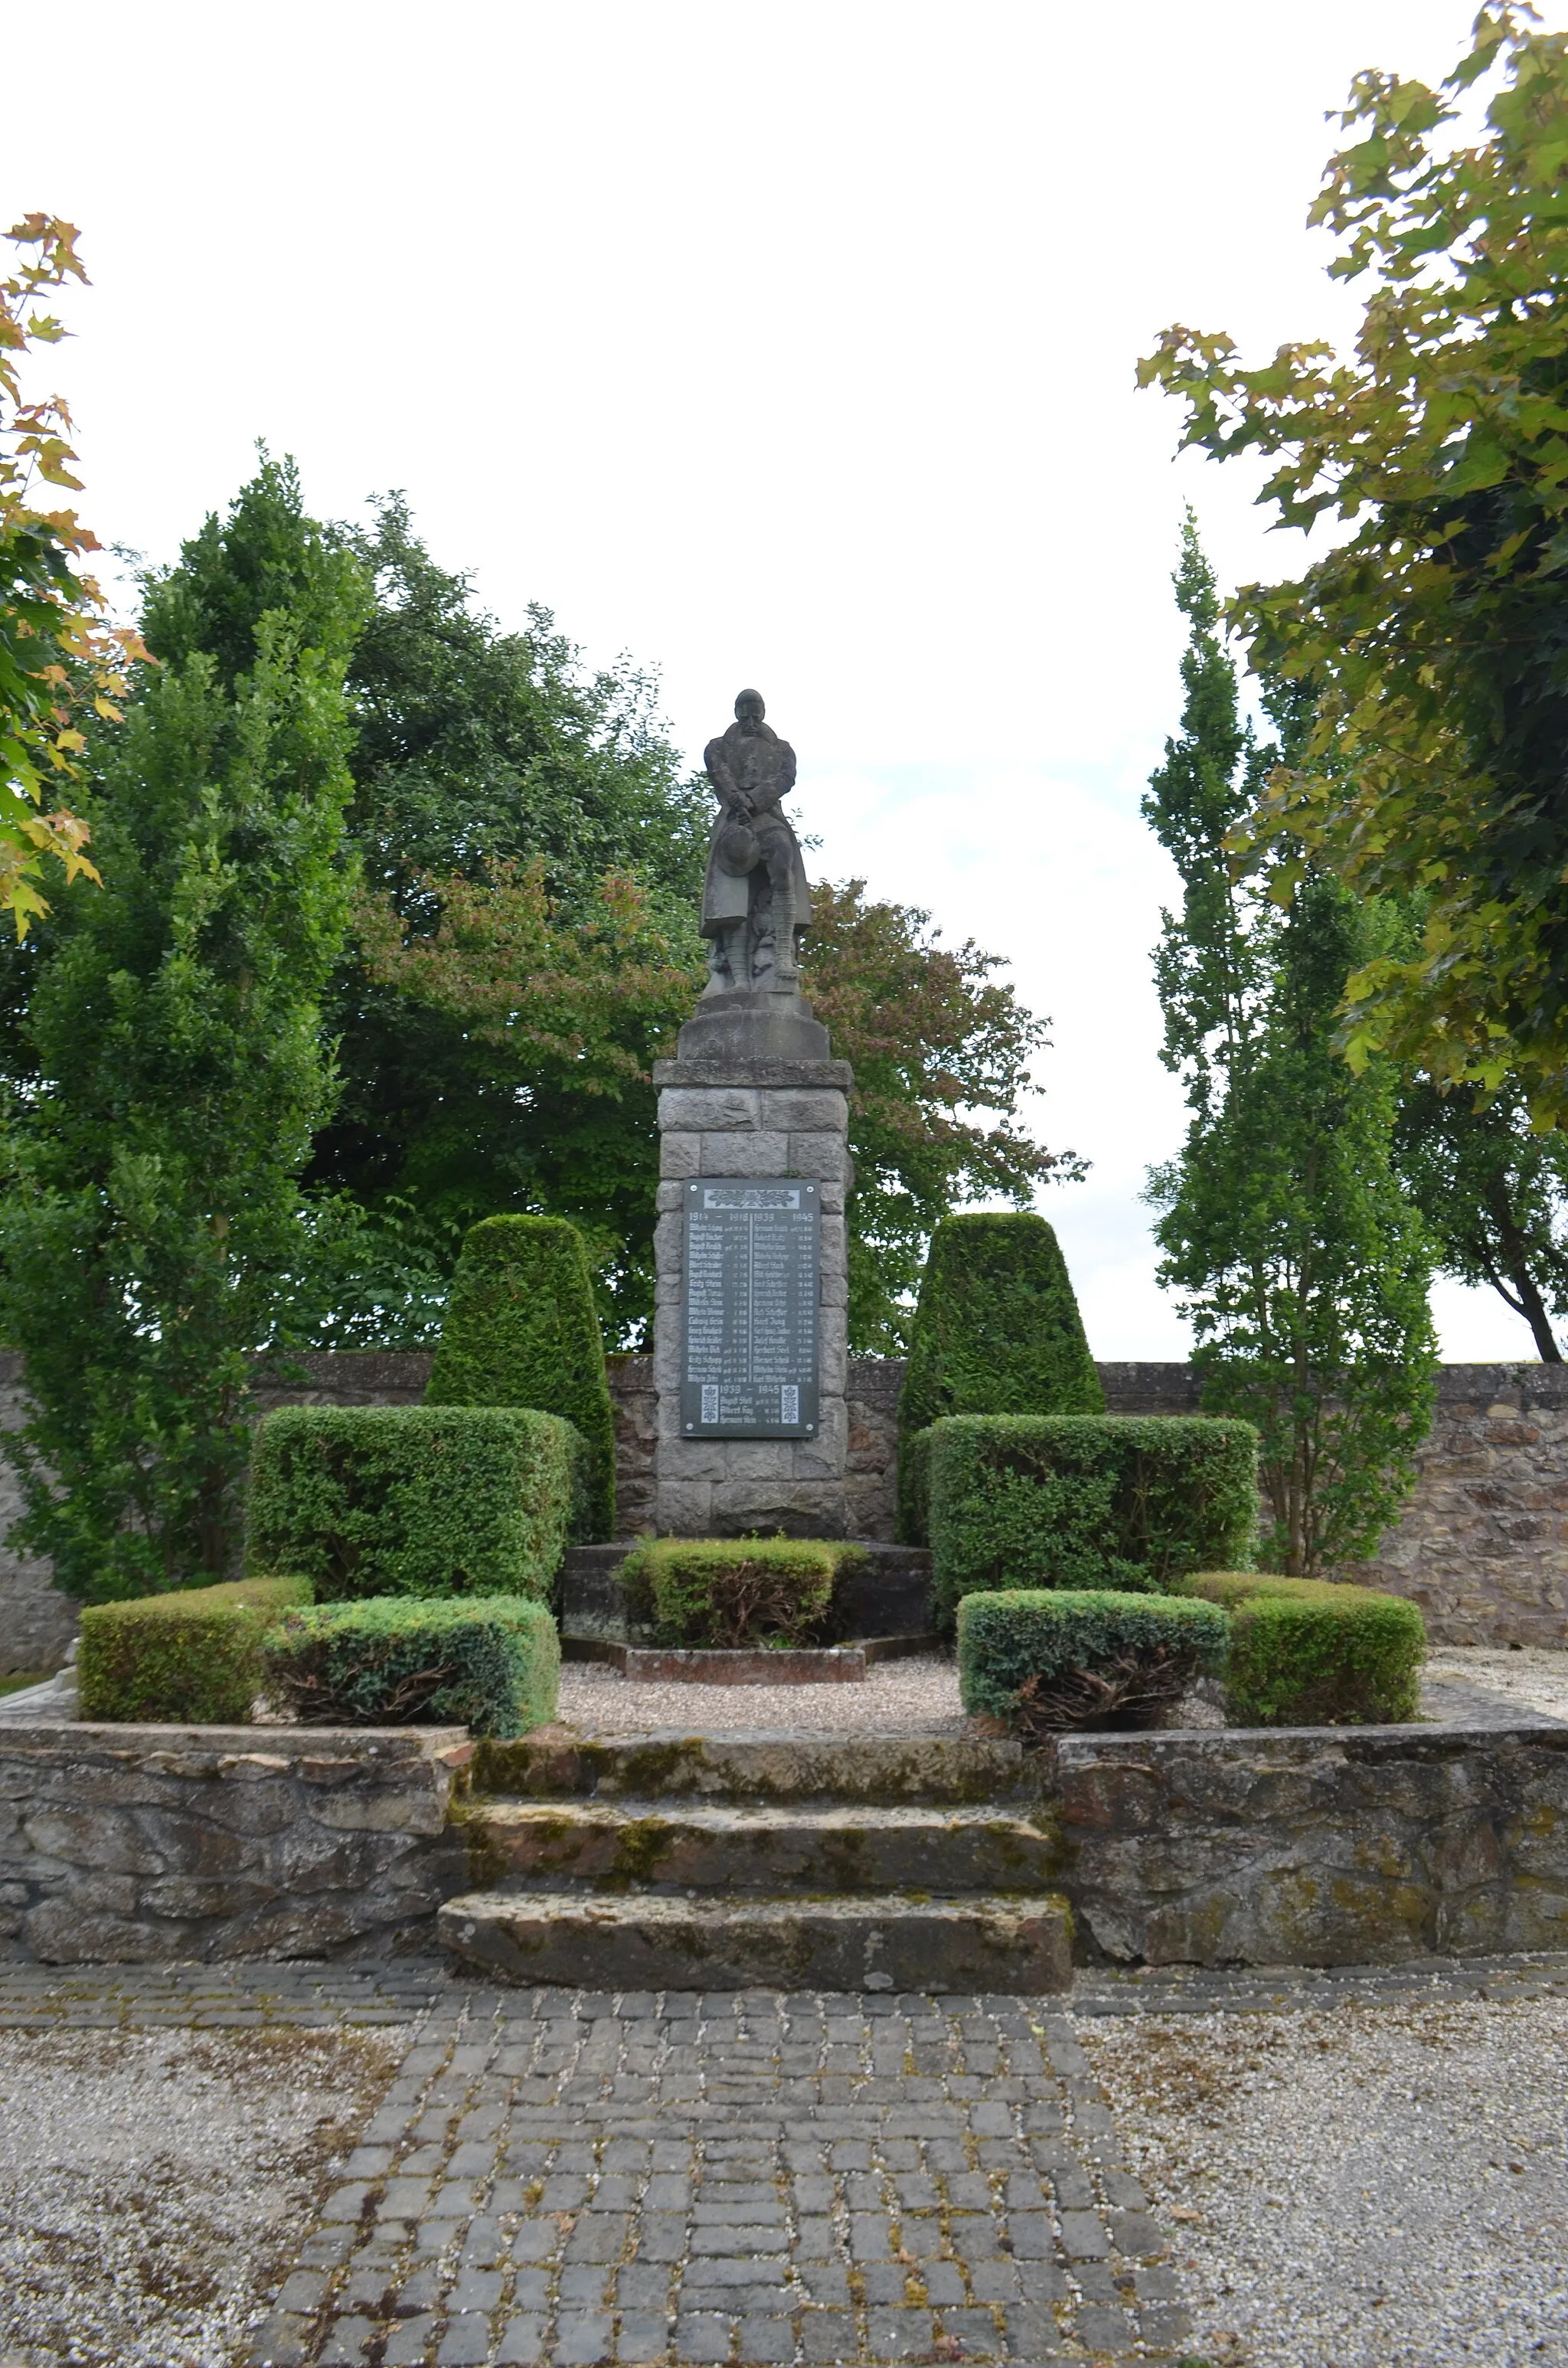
[[439, 1888, 1073, 1993], [458, 1799, 1062, 1894], [470, 1727, 1033, 1804]]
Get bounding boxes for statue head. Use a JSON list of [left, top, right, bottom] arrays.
[[733, 688, 765, 728]]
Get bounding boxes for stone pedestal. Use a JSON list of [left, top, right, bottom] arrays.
[[653, 1050, 854, 1537]]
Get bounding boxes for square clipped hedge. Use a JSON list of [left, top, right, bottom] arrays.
[[78, 1574, 313, 1725], [245, 1405, 580, 1602], [262, 1594, 560, 1738], [617, 1538, 866, 1648], [1174, 1570, 1426, 1725], [957, 1588, 1230, 1730], [920, 1414, 1259, 1627]]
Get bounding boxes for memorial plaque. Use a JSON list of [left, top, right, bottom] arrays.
[[680, 1178, 819, 1437]]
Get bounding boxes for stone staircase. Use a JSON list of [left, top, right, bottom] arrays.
[[439, 1726, 1073, 1992]]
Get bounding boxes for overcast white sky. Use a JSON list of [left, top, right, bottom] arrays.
[[5, 0, 1544, 1360]]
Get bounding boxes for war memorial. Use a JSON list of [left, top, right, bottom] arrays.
[[0, 690, 1563, 2368]]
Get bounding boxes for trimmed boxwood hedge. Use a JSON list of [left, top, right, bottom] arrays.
[[921, 1413, 1259, 1628], [78, 1574, 313, 1725], [618, 1537, 866, 1648], [262, 1594, 560, 1737], [245, 1405, 579, 1603], [426, 1214, 616, 1542], [1174, 1569, 1426, 1725], [897, 1213, 1102, 1541], [957, 1588, 1230, 1726]]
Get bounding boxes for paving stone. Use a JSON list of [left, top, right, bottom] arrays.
[[558, 2265, 612, 2305], [383, 2318, 439, 2366], [799, 2310, 859, 2363], [998, 2301, 1065, 2357], [446, 2267, 505, 2311], [613, 2310, 671, 2360], [494, 2316, 549, 2364], [865, 2306, 934, 2357], [552, 2308, 616, 2363], [1072, 2301, 1136, 2350], [437, 2317, 495, 2366], [318, 2321, 377, 2364], [673, 2311, 731, 2362]]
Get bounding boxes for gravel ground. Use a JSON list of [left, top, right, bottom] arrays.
[[1424, 1643, 1568, 1721], [1080, 1989, 1568, 2367], [0, 2023, 405, 2368], [558, 1650, 969, 1733]]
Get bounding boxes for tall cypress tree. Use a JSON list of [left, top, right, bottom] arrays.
[[1144, 515, 1436, 1575], [0, 458, 368, 1598]]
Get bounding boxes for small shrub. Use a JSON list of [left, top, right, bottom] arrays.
[[78, 1574, 313, 1724], [426, 1214, 616, 1541], [923, 1414, 1259, 1628], [245, 1405, 578, 1602], [957, 1588, 1230, 1736], [618, 1537, 865, 1647], [1174, 1570, 1425, 1725], [262, 1594, 560, 1737], [898, 1212, 1102, 1541]]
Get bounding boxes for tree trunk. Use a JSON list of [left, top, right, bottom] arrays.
[[1483, 1179, 1563, 1361]]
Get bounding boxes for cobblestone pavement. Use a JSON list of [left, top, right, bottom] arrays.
[[9, 1955, 1566, 2367], [0, 1962, 1184, 2367]]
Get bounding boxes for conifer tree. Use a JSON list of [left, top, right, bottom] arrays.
[[1145, 515, 1436, 1574], [0, 458, 368, 1598]]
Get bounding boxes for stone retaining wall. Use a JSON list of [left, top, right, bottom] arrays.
[[0, 1722, 471, 1964], [1052, 1719, 1568, 1967]]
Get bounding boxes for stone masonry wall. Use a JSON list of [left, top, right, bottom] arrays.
[[0, 1722, 471, 1964], [1052, 1719, 1568, 1966], [5, 1352, 1567, 1661]]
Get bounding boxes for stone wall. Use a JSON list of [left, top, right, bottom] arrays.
[[6, 1352, 1568, 1663], [0, 1722, 471, 1964], [1052, 1719, 1568, 1967]]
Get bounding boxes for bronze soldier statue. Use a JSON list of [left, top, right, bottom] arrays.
[[700, 688, 813, 995]]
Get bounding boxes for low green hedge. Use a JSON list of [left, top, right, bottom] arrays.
[[920, 1414, 1259, 1627], [1174, 1570, 1426, 1725], [262, 1595, 560, 1737], [78, 1574, 313, 1724], [957, 1588, 1230, 1733], [618, 1537, 865, 1648], [244, 1405, 580, 1602]]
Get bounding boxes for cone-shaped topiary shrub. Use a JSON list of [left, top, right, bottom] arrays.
[[897, 1212, 1102, 1540], [426, 1214, 616, 1542]]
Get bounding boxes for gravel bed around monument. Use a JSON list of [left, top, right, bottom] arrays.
[[558, 1649, 968, 1733], [1424, 1641, 1568, 1721], [1080, 1987, 1568, 2368], [0, 2022, 405, 2368]]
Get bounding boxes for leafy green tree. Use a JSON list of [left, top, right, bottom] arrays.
[[299, 499, 710, 1341], [1, 215, 139, 932], [1145, 518, 1437, 1575], [0, 457, 367, 1598], [1393, 1079, 1568, 1360], [1140, 8, 1568, 1121]]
